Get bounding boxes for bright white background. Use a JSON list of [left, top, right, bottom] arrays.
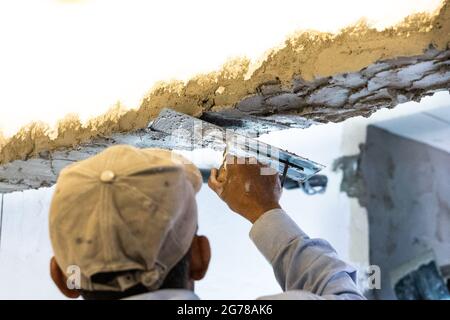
[[0, 0, 442, 136]]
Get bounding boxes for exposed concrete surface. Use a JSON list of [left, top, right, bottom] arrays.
[[362, 107, 450, 299], [0, 130, 186, 193], [0, 111, 321, 193], [233, 48, 450, 122], [0, 1, 448, 166]]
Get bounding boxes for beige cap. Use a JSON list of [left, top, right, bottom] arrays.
[[49, 145, 202, 292]]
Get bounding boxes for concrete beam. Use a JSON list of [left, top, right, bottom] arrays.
[[0, 48, 449, 193], [0, 113, 315, 193], [2, 46, 449, 165], [234, 48, 450, 123]]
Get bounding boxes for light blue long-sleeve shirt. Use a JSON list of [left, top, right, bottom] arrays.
[[128, 209, 366, 300]]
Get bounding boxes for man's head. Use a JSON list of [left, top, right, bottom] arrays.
[[49, 145, 211, 299]]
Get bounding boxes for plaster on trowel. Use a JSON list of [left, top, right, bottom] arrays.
[[150, 108, 324, 185]]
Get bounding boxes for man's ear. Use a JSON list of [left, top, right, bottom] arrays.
[[50, 257, 80, 299], [189, 235, 211, 281]]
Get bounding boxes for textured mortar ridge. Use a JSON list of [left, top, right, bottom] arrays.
[[0, 111, 319, 193], [0, 0, 449, 166]]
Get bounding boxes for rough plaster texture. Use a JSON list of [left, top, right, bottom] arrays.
[[362, 108, 450, 299], [0, 1, 449, 193], [0, 112, 318, 193]]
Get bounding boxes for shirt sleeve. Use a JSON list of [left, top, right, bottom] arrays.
[[250, 208, 365, 300]]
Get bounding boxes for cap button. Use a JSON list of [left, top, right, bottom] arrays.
[[100, 170, 115, 183]]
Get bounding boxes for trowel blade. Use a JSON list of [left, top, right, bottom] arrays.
[[150, 108, 324, 182]]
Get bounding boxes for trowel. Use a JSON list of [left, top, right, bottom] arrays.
[[150, 108, 324, 185]]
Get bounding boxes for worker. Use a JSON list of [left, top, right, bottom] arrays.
[[48, 145, 365, 300]]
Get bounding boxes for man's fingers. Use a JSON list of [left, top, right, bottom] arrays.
[[225, 156, 258, 174], [208, 168, 224, 196]]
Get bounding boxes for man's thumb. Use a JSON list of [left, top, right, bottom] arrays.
[[208, 168, 224, 196]]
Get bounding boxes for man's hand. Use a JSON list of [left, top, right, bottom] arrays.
[[208, 156, 282, 223]]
